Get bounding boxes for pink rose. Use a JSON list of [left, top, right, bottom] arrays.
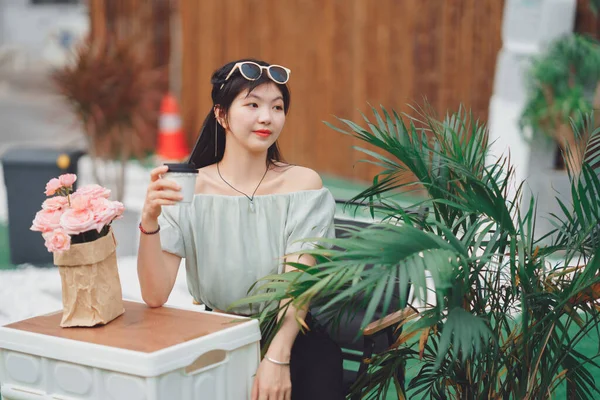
[[58, 174, 77, 188], [91, 198, 125, 230], [112, 201, 125, 219], [31, 209, 63, 233], [90, 198, 113, 229], [41, 196, 68, 211], [42, 229, 71, 253], [70, 194, 92, 211], [45, 178, 62, 196], [74, 184, 111, 199], [60, 208, 97, 235]]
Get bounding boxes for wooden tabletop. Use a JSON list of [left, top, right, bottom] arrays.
[[3, 301, 248, 353]]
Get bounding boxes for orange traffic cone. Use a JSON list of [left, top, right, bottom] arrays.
[[156, 93, 190, 161]]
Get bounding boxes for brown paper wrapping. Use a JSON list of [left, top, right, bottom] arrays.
[[53, 228, 125, 327]]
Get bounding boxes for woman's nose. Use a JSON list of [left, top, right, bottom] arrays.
[[257, 107, 272, 124]]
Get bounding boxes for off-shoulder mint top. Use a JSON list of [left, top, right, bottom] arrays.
[[157, 188, 336, 314]]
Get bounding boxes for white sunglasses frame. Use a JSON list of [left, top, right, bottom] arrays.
[[221, 62, 291, 89]]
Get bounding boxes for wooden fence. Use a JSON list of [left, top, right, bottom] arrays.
[[179, 0, 505, 182], [576, 0, 600, 37], [89, 0, 171, 69], [90, 0, 600, 183]]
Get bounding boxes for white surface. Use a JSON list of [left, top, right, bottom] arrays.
[[493, 48, 535, 104], [0, 302, 261, 400], [0, 307, 259, 376], [486, 96, 531, 198]]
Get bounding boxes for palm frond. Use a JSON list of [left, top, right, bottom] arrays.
[[236, 101, 600, 399], [552, 114, 600, 257], [434, 307, 493, 368]]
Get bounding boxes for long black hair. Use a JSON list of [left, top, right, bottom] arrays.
[[188, 59, 291, 169]]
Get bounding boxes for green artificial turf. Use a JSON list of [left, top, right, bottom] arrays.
[[0, 222, 12, 270]]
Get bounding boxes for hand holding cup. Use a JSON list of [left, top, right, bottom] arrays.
[[142, 164, 197, 222], [162, 163, 198, 203]]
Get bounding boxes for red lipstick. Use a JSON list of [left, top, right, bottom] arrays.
[[253, 129, 272, 137]]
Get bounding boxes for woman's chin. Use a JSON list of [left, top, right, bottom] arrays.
[[247, 139, 277, 153]]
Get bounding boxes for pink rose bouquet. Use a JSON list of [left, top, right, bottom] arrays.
[[31, 174, 124, 253]]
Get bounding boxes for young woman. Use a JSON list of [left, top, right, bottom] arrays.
[[137, 59, 344, 400]]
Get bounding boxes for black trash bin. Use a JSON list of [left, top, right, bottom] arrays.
[[1, 148, 85, 266]]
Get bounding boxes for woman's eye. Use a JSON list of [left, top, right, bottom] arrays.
[[247, 103, 259, 108], [274, 105, 284, 111]]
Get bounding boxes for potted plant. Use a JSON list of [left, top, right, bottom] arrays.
[[50, 28, 166, 202], [242, 104, 600, 399], [520, 34, 600, 173], [30, 173, 125, 327]]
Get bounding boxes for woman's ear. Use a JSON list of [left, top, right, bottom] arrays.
[[214, 105, 227, 129]]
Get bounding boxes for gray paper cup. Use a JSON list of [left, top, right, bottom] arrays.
[[163, 163, 198, 203]]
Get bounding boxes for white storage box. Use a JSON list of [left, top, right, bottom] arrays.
[[0, 300, 261, 400]]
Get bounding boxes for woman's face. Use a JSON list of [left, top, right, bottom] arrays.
[[220, 82, 286, 154]]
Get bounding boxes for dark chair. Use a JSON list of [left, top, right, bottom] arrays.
[[311, 200, 425, 399]]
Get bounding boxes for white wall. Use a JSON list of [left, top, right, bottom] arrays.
[[487, 0, 577, 194]]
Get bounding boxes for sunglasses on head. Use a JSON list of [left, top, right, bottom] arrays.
[[221, 62, 291, 89]]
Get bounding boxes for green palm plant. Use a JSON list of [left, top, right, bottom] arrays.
[[238, 103, 600, 399], [520, 33, 600, 173]]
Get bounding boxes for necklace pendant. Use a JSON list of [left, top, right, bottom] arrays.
[[249, 200, 255, 213]]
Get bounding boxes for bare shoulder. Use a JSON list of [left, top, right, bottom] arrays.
[[194, 164, 217, 193], [277, 164, 323, 192]]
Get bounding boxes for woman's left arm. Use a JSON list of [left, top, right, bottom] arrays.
[[252, 167, 328, 400], [270, 253, 313, 358], [251, 253, 313, 400]]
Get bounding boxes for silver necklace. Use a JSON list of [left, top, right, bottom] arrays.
[[216, 162, 269, 212]]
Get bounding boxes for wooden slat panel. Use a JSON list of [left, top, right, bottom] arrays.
[[177, 0, 509, 185], [92, 0, 600, 185], [328, 0, 356, 178], [575, 0, 600, 37], [461, 1, 476, 113], [192, 0, 219, 139], [89, 0, 170, 67], [313, 1, 335, 173], [278, 0, 308, 166], [222, 0, 251, 62], [350, 0, 368, 182]]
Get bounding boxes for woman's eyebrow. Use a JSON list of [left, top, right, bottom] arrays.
[[246, 93, 284, 102]]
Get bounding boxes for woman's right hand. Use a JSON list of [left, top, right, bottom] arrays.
[[141, 165, 183, 223]]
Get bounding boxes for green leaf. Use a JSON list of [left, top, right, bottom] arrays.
[[434, 307, 492, 369]]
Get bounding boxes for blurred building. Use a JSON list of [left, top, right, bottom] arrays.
[[0, 0, 88, 155], [0, 0, 88, 74]]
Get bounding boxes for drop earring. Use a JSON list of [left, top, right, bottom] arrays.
[[214, 120, 218, 157]]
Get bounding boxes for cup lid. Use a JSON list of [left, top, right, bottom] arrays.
[[164, 163, 199, 174]]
